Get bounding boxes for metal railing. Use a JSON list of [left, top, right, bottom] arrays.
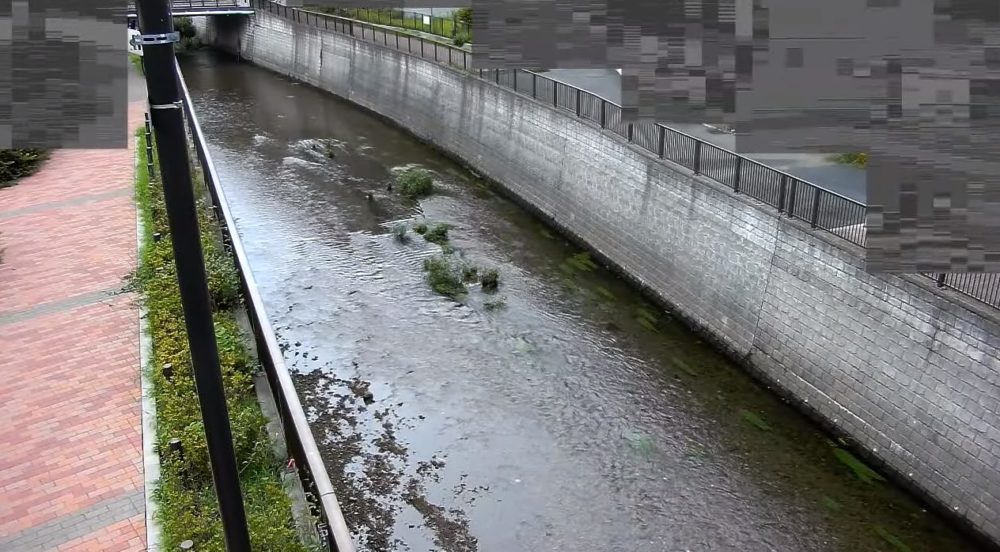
[[127, 0, 249, 15], [320, 6, 470, 40], [254, 0, 1000, 311], [176, 58, 355, 552]]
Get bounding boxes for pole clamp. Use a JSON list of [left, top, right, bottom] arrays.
[[150, 101, 183, 110], [139, 31, 180, 45]]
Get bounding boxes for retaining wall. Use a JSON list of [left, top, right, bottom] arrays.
[[195, 11, 1000, 545]]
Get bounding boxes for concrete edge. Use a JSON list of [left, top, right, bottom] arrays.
[[135, 132, 163, 552]]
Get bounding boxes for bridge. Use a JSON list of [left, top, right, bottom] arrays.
[[126, 0, 255, 19]]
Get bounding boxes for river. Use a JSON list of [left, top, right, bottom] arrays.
[[179, 50, 984, 552]]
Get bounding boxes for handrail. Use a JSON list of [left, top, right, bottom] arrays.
[[176, 58, 356, 552]]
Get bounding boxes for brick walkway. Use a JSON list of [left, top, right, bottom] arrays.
[[0, 101, 148, 551]]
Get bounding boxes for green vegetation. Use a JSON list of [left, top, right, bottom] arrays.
[[873, 525, 914, 552], [422, 223, 450, 245], [479, 268, 500, 292], [422, 254, 467, 299], [322, 7, 471, 42], [129, 53, 144, 76], [413, 222, 428, 235], [396, 168, 434, 199], [452, 31, 470, 47], [483, 297, 507, 311], [134, 128, 309, 551], [832, 152, 868, 168], [739, 409, 773, 432], [461, 264, 479, 283], [392, 223, 409, 242], [0, 149, 48, 188], [832, 446, 886, 484], [174, 17, 202, 53]]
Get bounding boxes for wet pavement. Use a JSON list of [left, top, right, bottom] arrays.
[[181, 50, 981, 552], [539, 68, 867, 203]]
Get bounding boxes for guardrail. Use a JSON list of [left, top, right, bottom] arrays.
[[253, 0, 1000, 310], [176, 58, 356, 552]]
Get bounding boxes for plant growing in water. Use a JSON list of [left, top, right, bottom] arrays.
[[462, 264, 479, 283], [483, 297, 507, 311], [392, 223, 409, 242], [422, 223, 450, 245], [396, 168, 434, 199], [423, 255, 466, 299], [413, 222, 428, 235], [479, 268, 500, 292]]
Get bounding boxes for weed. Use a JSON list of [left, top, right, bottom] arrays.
[[566, 251, 598, 272], [461, 265, 479, 283], [452, 31, 470, 46], [396, 168, 434, 199], [873, 525, 913, 552], [413, 223, 428, 235], [483, 297, 507, 311], [422, 223, 450, 245], [479, 268, 500, 292], [739, 409, 773, 432], [392, 223, 409, 242], [832, 152, 868, 168], [833, 447, 886, 484], [423, 255, 466, 299]]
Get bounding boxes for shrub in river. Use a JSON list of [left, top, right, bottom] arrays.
[[396, 168, 434, 199], [0, 149, 48, 188], [392, 223, 409, 242], [462, 264, 479, 283], [479, 268, 500, 292], [422, 223, 450, 245], [423, 255, 466, 299], [483, 297, 507, 311], [413, 223, 428, 235]]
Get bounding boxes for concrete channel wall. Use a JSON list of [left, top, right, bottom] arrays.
[[194, 11, 1000, 545]]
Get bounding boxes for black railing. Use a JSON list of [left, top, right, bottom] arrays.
[[176, 59, 356, 552], [254, 0, 1000, 311], [320, 7, 470, 40], [127, 0, 248, 14]]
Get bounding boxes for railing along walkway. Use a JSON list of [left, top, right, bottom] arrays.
[[255, 0, 1000, 311]]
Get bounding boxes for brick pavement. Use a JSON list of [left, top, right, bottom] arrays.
[[0, 100, 148, 551]]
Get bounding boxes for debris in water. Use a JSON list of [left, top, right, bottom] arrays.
[[566, 251, 598, 272], [833, 447, 886, 484], [595, 286, 616, 302], [739, 409, 773, 432]]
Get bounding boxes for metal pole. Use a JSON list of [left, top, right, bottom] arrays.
[[135, 1, 251, 550]]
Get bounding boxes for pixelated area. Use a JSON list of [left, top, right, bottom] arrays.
[[1, 0, 127, 149]]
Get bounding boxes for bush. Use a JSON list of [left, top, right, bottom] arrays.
[[0, 149, 48, 188], [423, 255, 466, 299], [422, 223, 450, 245], [396, 168, 434, 199], [479, 268, 500, 292], [452, 31, 470, 47], [455, 7, 472, 27], [833, 152, 868, 168], [413, 223, 428, 235]]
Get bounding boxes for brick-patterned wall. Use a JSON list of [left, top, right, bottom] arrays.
[[197, 12, 1000, 544]]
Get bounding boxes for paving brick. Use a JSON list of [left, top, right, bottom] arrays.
[[0, 101, 146, 550]]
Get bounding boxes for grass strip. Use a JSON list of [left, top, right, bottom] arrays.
[[134, 127, 312, 551]]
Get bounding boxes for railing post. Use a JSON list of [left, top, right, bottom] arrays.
[[513, 70, 518, 91], [496, 68, 500, 85], [420, 38, 424, 57], [448, 46, 452, 65], [532, 73, 537, 98], [657, 125, 665, 158], [787, 179, 798, 219], [627, 123, 633, 142], [692, 141, 702, 174], [575, 88, 581, 116], [936, 273, 946, 287], [553, 81, 558, 107], [778, 174, 788, 213], [463, 51, 467, 71], [733, 156, 742, 193], [810, 188, 822, 228]]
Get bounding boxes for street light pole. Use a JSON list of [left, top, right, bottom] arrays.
[[135, 1, 252, 550]]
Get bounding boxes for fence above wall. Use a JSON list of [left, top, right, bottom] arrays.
[[251, 0, 1000, 312]]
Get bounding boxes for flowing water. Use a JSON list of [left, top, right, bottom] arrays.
[[180, 50, 986, 552]]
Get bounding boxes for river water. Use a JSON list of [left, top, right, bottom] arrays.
[[180, 50, 984, 552]]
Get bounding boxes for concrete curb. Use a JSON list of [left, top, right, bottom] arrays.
[[135, 132, 163, 552]]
